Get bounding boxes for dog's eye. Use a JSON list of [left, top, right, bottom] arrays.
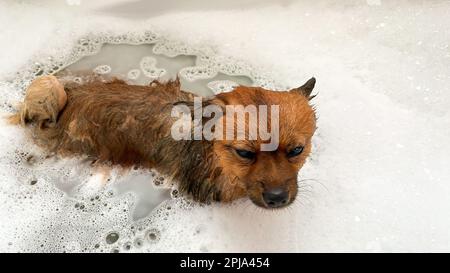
[[235, 149, 256, 160], [287, 146, 304, 158]]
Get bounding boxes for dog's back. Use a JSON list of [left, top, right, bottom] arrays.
[[11, 76, 193, 167]]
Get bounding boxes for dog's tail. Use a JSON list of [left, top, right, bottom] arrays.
[[7, 75, 67, 128], [7, 110, 22, 125]]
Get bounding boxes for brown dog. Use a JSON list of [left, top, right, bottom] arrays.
[[10, 75, 317, 209]]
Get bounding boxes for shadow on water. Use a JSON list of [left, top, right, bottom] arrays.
[[62, 43, 253, 96], [94, 0, 296, 19]]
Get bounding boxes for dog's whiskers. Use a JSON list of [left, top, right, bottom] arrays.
[[298, 178, 328, 192]]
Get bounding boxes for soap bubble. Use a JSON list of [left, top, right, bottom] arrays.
[[105, 232, 119, 245]]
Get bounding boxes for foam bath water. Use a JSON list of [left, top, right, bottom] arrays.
[[1, 0, 450, 253]]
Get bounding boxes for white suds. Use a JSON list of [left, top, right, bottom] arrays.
[[0, 0, 450, 252]]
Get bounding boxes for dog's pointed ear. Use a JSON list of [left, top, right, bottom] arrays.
[[290, 77, 316, 100]]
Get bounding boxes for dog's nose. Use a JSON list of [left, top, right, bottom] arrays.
[[262, 188, 289, 208]]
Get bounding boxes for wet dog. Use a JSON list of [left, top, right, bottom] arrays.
[[9, 75, 317, 209]]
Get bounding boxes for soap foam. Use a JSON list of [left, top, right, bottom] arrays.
[[1, 0, 450, 252]]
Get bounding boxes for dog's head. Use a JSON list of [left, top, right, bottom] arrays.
[[211, 78, 317, 209]]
